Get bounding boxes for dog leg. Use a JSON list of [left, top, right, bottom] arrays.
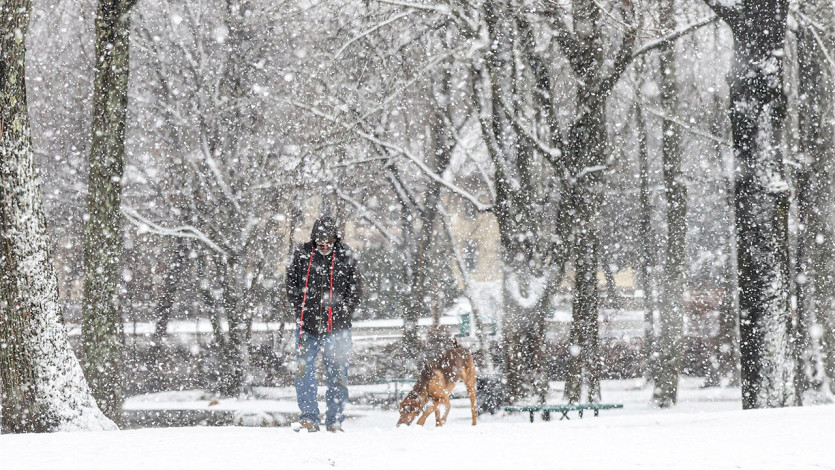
[[465, 361, 478, 425], [439, 396, 451, 426], [434, 402, 444, 426], [416, 403, 435, 426]]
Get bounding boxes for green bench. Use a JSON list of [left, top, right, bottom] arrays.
[[504, 403, 623, 422]]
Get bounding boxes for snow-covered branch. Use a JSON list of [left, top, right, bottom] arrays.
[[496, 94, 566, 175], [376, 0, 451, 14], [702, 0, 741, 26], [642, 104, 732, 147], [293, 102, 493, 213], [332, 11, 413, 59], [631, 15, 720, 60], [122, 206, 228, 257], [198, 133, 243, 215], [797, 11, 835, 72], [336, 188, 402, 244]]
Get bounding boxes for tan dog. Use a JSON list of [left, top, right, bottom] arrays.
[[396, 339, 478, 427]]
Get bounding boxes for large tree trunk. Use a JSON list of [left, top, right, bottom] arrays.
[[81, 0, 136, 426], [652, 0, 687, 408], [795, 2, 835, 398], [706, 0, 797, 408], [563, 107, 605, 404], [563, 0, 607, 404], [0, 0, 116, 432]]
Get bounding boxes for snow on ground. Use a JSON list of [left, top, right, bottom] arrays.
[[2, 378, 833, 469]]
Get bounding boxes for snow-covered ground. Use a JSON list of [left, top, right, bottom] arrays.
[[2, 378, 832, 469]]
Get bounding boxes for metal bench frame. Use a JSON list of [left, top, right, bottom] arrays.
[[504, 403, 623, 422]]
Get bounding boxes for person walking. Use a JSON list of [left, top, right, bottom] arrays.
[[286, 216, 362, 432]]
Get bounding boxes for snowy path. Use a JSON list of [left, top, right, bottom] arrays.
[[1, 403, 833, 469]]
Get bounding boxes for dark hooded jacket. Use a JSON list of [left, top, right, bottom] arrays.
[[285, 217, 362, 336]]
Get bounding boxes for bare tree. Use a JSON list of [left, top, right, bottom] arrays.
[[131, 0, 297, 396]]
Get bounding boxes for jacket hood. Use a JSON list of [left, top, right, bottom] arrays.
[[310, 216, 341, 242]]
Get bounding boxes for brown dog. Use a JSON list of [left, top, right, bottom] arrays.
[[396, 339, 477, 427]]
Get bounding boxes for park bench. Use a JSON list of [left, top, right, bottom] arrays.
[[504, 403, 623, 422]]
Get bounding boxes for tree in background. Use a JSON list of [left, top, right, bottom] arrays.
[[0, 0, 116, 432], [794, 0, 835, 399], [652, 0, 687, 408], [81, 0, 138, 427]]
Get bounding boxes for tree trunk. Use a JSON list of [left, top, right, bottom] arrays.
[[403, 65, 453, 351], [795, 3, 835, 398], [653, 0, 687, 407], [710, 90, 741, 387], [706, 0, 797, 408], [149, 238, 189, 383], [479, 0, 551, 402], [219, 255, 251, 397], [633, 99, 657, 382], [81, 0, 135, 426], [563, 0, 607, 404], [563, 106, 606, 404], [0, 0, 116, 432]]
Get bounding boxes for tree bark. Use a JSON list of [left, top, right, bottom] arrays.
[[653, 0, 687, 408], [81, 0, 136, 426], [705, 0, 797, 408], [0, 0, 116, 432]]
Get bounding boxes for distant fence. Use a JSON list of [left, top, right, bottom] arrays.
[[65, 308, 656, 348]]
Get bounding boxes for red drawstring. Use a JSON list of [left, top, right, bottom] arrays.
[[298, 245, 316, 346], [298, 244, 338, 345], [328, 248, 336, 333]]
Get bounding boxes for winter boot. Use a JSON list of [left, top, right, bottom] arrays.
[[326, 424, 344, 433], [294, 420, 320, 433]]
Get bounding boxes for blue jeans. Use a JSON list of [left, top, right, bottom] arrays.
[[294, 329, 352, 426]]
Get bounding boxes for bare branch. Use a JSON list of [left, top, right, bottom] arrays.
[[332, 11, 413, 60], [541, 7, 583, 73], [376, 0, 451, 14], [293, 102, 493, 213], [122, 206, 228, 257], [702, 0, 741, 26], [642, 104, 732, 147], [631, 15, 720, 60], [336, 188, 402, 244]]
